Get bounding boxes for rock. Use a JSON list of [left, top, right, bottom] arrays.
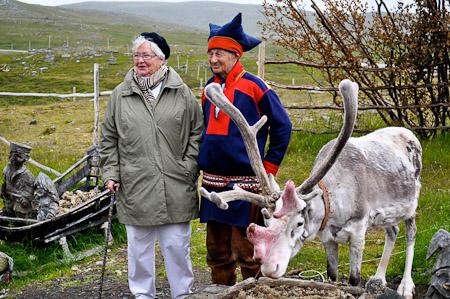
[[29, 120, 37, 125], [43, 54, 55, 63]]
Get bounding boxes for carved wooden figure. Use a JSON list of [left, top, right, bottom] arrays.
[[0, 142, 36, 218], [427, 229, 450, 299], [35, 172, 59, 221]]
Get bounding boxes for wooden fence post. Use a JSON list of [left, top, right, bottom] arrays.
[[73, 87, 76, 102], [258, 41, 265, 79], [93, 64, 100, 147], [93, 64, 100, 185], [48, 36, 51, 49], [197, 65, 200, 80], [185, 59, 189, 75], [29, 40, 31, 51]]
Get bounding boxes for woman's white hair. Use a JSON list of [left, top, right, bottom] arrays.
[[132, 35, 167, 64]]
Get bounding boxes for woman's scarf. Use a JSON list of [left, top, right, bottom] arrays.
[[133, 64, 168, 109]]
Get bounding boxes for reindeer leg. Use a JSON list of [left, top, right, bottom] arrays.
[[375, 225, 399, 284], [397, 217, 416, 299], [366, 225, 399, 294], [323, 241, 339, 281], [348, 229, 366, 286]]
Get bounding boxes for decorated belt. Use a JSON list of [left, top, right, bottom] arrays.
[[202, 172, 261, 190]]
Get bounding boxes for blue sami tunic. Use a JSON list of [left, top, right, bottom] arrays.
[[199, 61, 292, 227]]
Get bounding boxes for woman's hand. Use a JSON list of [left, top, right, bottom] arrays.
[[105, 180, 120, 193]]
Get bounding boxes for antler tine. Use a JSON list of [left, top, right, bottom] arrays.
[[199, 186, 270, 210], [204, 83, 279, 213], [296, 79, 359, 195]]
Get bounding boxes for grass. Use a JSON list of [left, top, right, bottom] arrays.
[[0, 41, 449, 292]]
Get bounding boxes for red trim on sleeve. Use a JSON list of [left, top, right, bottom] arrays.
[[263, 160, 280, 176]]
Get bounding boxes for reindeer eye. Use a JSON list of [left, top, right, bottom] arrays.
[[297, 221, 304, 227]]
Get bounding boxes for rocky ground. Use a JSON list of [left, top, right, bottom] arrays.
[[0, 244, 430, 299], [1, 244, 212, 299]]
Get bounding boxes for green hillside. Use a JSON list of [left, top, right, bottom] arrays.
[[0, 0, 207, 51]]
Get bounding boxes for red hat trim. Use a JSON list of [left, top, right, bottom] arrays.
[[208, 36, 243, 57]]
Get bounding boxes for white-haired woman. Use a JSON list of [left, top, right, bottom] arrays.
[[99, 32, 204, 299]]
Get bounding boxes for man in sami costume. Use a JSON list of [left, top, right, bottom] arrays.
[[198, 13, 292, 285]]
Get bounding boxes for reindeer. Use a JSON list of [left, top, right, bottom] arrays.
[[199, 80, 422, 298]]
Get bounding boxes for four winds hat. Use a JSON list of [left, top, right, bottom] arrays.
[[140, 32, 171, 59], [207, 12, 261, 57]]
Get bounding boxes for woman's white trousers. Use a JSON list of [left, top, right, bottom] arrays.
[[126, 222, 194, 299]]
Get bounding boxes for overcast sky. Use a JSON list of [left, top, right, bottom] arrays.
[[16, 0, 413, 10]]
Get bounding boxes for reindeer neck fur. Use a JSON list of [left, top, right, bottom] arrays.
[[298, 185, 328, 243]]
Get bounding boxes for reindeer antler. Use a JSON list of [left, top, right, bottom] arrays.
[[296, 79, 359, 195], [199, 83, 280, 217]]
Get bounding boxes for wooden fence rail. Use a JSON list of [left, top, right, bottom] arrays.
[[0, 91, 112, 98], [0, 63, 104, 176], [2, 47, 450, 134], [258, 42, 450, 134]]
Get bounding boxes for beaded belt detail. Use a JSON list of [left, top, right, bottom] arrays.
[[202, 172, 261, 190]]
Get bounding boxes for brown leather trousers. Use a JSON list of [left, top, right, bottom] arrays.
[[206, 205, 263, 286]]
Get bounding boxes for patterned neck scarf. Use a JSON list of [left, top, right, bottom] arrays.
[[133, 64, 168, 109]]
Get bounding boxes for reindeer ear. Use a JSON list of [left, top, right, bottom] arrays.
[[274, 181, 306, 218], [268, 173, 280, 192], [301, 188, 323, 202]]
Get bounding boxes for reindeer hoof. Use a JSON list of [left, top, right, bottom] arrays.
[[365, 278, 386, 294]]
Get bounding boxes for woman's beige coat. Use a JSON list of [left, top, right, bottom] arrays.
[[99, 67, 204, 226]]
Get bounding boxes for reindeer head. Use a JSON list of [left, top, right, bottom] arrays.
[[247, 180, 325, 277], [201, 79, 359, 279]]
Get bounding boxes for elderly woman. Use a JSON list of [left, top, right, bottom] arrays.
[[99, 32, 204, 299]]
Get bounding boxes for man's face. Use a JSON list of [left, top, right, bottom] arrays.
[[208, 49, 239, 80]]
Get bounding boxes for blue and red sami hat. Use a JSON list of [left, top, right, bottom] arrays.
[[208, 13, 261, 57]]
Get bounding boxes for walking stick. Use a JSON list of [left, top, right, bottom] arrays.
[[99, 185, 116, 299]]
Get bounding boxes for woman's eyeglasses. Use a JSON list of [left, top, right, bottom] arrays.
[[133, 54, 156, 60]]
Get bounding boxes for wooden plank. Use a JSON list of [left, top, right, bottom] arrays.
[[258, 277, 365, 296], [53, 154, 89, 184], [44, 200, 112, 239], [56, 164, 91, 196], [0, 216, 39, 224]]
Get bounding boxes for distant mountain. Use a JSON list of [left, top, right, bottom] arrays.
[[60, 1, 265, 37]]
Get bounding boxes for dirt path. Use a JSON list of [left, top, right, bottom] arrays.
[[2, 244, 212, 299], [1, 244, 429, 299]]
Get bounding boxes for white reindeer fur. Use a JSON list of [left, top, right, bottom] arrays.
[[254, 126, 421, 299]]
